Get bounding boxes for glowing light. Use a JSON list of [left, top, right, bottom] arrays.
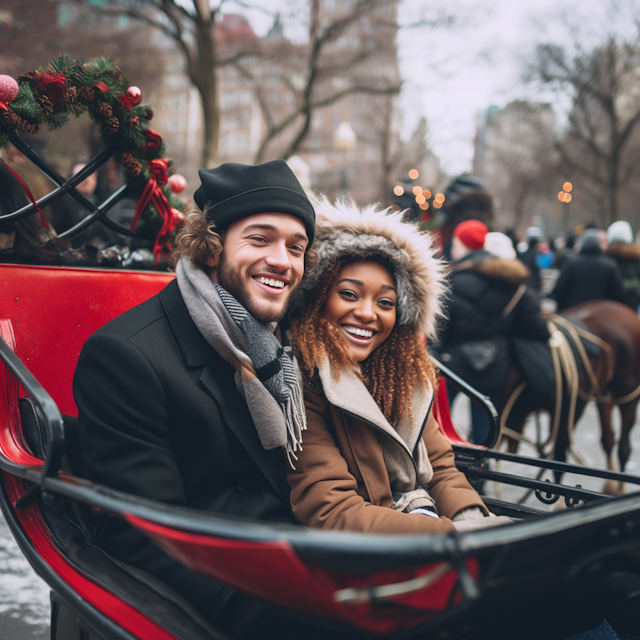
[[412, 185, 422, 196], [563, 193, 572, 203], [393, 185, 404, 196], [419, 202, 429, 210], [558, 191, 565, 202], [433, 200, 442, 209], [422, 189, 432, 199], [408, 169, 419, 180], [434, 193, 445, 203], [563, 182, 573, 192], [326, 158, 336, 168], [415, 194, 426, 204]]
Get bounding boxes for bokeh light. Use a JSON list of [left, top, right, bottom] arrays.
[[434, 193, 445, 203], [419, 202, 429, 210], [558, 191, 565, 202], [412, 185, 422, 196], [393, 185, 404, 196], [415, 194, 426, 204], [422, 189, 432, 199], [563, 182, 573, 192], [433, 200, 442, 209], [563, 193, 572, 203], [408, 169, 419, 180]]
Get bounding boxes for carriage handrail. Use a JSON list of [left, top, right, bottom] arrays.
[[433, 357, 500, 449], [457, 446, 640, 487], [0, 134, 153, 240], [0, 333, 64, 488]]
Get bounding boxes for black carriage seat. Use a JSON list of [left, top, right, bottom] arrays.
[[18, 396, 227, 640]]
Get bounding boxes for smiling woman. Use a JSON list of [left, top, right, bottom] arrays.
[[287, 197, 514, 535]]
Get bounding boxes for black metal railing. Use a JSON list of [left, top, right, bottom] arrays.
[[0, 133, 155, 242]]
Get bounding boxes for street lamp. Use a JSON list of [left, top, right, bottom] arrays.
[[558, 182, 573, 231], [333, 121, 356, 193]]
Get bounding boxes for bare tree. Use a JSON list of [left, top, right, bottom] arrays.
[[74, 0, 266, 168], [526, 9, 640, 226], [236, 0, 402, 164]]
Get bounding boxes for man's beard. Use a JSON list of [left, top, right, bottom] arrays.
[[217, 253, 295, 323]]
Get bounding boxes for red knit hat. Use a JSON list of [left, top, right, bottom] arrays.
[[453, 219, 489, 250]]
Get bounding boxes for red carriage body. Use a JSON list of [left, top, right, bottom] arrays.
[[1, 263, 640, 640]]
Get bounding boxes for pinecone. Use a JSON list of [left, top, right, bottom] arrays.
[[77, 87, 95, 106], [104, 116, 120, 134], [111, 66, 122, 82], [120, 152, 142, 177], [65, 86, 78, 103], [143, 108, 154, 121], [21, 122, 38, 135], [97, 103, 113, 119], [37, 94, 55, 115], [17, 71, 40, 83], [127, 114, 139, 128], [2, 110, 22, 131]]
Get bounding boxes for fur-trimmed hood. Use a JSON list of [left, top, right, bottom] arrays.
[[303, 196, 447, 340], [606, 242, 640, 261], [452, 250, 530, 284]]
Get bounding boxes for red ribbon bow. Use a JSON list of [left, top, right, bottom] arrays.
[[143, 129, 163, 157], [130, 158, 177, 267], [118, 93, 137, 110], [0, 101, 9, 112]]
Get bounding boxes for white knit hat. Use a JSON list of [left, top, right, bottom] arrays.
[[484, 232, 517, 260], [607, 220, 633, 244]]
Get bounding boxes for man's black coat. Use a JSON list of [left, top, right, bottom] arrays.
[[74, 279, 296, 619]]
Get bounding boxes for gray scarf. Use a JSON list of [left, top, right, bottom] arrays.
[[176, 257, 306, 467]]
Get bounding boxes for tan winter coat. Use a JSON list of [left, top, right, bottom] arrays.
[[287, 359, 488, 534]]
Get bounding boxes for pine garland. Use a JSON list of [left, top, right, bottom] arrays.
[[0, 54, 184, 250]]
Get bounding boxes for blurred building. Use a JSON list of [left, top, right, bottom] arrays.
[[473, 101, 558, 233]]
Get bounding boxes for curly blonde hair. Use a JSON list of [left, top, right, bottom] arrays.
[[290, 258, 438, 428]]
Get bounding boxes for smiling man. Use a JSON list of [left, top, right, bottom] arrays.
[[74, 160, 320, 638]]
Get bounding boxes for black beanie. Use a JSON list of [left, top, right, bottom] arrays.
[[194, 159, 315, 243]]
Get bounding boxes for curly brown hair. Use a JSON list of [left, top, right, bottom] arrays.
[[290, 258, 438, 428], [170, 207, 316, 273]]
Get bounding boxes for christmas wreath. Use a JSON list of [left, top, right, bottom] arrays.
[[0, 54, 186, 265]]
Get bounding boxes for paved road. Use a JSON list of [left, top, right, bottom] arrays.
[[1, 400, 639, 639]]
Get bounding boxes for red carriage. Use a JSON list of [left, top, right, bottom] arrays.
[[0, 102, 639, 640]]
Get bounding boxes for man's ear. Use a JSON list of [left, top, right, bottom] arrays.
[[204, 255, 220, 268], [204, 254, 220, 282]]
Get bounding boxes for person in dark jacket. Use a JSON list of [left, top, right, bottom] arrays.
[[74, 160, 326, 639], [439, 221, 550, 443], [605, 221, 640, 310], [517, 226, 542, 292], [551, 228, 627, 311]]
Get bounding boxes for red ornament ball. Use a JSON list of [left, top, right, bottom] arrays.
[[168, 174, 187, 194], [0, 75, 19, 105], [127, 86, 141, 106]]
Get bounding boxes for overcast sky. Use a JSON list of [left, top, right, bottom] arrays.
[[232, 0, 638, 176]]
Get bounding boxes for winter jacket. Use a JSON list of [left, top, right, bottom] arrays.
[[74, 280, 296, 622], [287, 198, 489, 534], [286, 360, 488, 534], [517, 243, 541, 291], [551, 237, 627, 311], [439, 251, 550, 393], [606, 242, 640, 309]]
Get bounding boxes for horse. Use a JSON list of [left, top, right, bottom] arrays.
[[500, 300, 640, 491]]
